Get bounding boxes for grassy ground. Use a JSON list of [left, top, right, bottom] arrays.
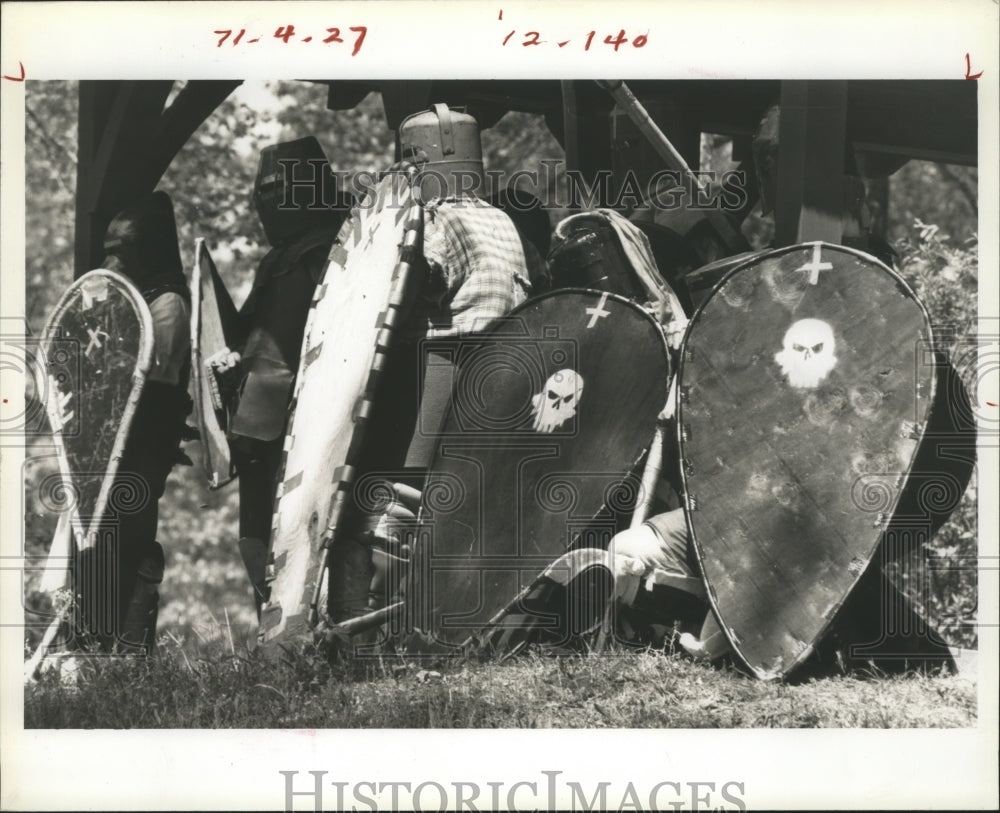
[[24, 632, 976, 729]]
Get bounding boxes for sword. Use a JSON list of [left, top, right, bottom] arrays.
[[630, 423, 665, 529], [595, 79, 747, 254]]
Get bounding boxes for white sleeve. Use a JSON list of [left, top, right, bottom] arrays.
[[146, 293, 191, 386]]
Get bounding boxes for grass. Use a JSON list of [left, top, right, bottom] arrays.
[[24, 631, 976, 729]]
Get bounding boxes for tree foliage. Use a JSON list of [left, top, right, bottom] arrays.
[[24, 81, 78, 332]]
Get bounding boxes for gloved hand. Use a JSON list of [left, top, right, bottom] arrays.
[[204, 347, 241, 373], [664, 313, 689, 351], [645, 301, 689, 351], [658, 377, 679, 423]]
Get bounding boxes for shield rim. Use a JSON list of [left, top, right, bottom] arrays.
[[433, 285, 671, 441], [189, 237, 237, 490], [41, 268, 154, 553], [260, 171, 423, 643], [416, 286, 670, 646], [676, 240, 937, 680]]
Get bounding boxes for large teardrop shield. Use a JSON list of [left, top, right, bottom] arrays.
[[41, 269, 155, 553], [410, 289, 670, 646], [26, 269, 153, 675], [260, 172, 422, 645], [678, 243, 939, 679], [190, 238, 239, 489]]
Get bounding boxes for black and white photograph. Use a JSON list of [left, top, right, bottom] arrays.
[[1, 1, 997, 810]]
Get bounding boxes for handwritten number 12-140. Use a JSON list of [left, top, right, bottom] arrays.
[[502, 29, 647, 50]]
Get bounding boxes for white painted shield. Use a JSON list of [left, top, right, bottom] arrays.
[[261, 174, 421, 644]]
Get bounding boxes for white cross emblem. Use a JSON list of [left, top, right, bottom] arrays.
[[85, 327, 109, 358], [797, 243, 833, 285], [585, 291, 611, 329]]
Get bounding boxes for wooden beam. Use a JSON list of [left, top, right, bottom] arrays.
[[146, 80, 242, 186], [87, 81, 173, 210], [560, 80, 580, 177], [847, 80, 976, 167], [380, 81, 434, 132], [774, 81, 848, 246], [74, 83, 119, 276], [75, 80, 240, 276], [76, 81, 173, 274]]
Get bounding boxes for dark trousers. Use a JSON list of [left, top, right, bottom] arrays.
[[231, 437, 284, 612], [232, 437, 284, 542], [75, 455, 167, 650]]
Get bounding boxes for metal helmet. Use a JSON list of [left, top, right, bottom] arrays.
[[254, 137, 343, 247], [398, 104, 485, 202], [102, 190, 182, 285]]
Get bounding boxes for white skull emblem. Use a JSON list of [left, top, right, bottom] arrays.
[[531, 369, 584, 433], [774, 318, 838, 389]]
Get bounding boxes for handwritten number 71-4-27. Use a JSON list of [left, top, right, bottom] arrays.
[[214, 25, 368, 56]]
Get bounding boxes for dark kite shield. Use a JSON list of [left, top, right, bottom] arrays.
[[411, 288, 670, 646], [260, 172, 422, 645], [190, 237, 239, 489], [678, 242, 937, 680], [41, 269, 154, 553], [26, 270, 153, 679]]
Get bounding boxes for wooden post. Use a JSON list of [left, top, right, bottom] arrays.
[[561, 80, 581, 210], [774, 81, 848, 246], [74, 81, 239, 277], [74, 83, 117, 277]]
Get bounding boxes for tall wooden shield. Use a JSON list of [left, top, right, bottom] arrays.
[[190, 238, 239, 489], [260, 173, 422, 644], [41, 269, 154, 553], [678, 242, 936, 679], [413, 289, 670, 645]]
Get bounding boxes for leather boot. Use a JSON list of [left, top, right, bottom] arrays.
[[119, 547, 164, 655], [622, 582, 708, 647]]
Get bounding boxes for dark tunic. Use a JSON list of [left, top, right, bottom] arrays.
[[228, 226, 338, 543], [230, 227, 336, 443]]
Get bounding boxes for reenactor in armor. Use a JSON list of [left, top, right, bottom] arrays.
[[525, 206, 700, 649], [346, 104, 549, 624], [206, 138, 350, 617], [93, 190, 195, 653], [403, 104, 548, 337]]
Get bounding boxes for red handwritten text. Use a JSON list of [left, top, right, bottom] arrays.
[[502, 28, 647, 51], [214, 25, 368, 56], [964, 53, 983, 80], [3, 61, 26, 82]]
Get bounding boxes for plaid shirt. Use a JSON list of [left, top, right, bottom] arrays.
[[422, 198, 543, 337]]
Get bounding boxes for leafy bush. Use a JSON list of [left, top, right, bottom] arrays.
[[895, 220, 978, 336], [891, 222, 979, 648]]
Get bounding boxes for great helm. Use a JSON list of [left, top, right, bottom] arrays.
[[253, 137, 343, 247], [398, 104, 485, 202]]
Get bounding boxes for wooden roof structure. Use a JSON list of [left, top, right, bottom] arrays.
[[74, 79, 977, 277]]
